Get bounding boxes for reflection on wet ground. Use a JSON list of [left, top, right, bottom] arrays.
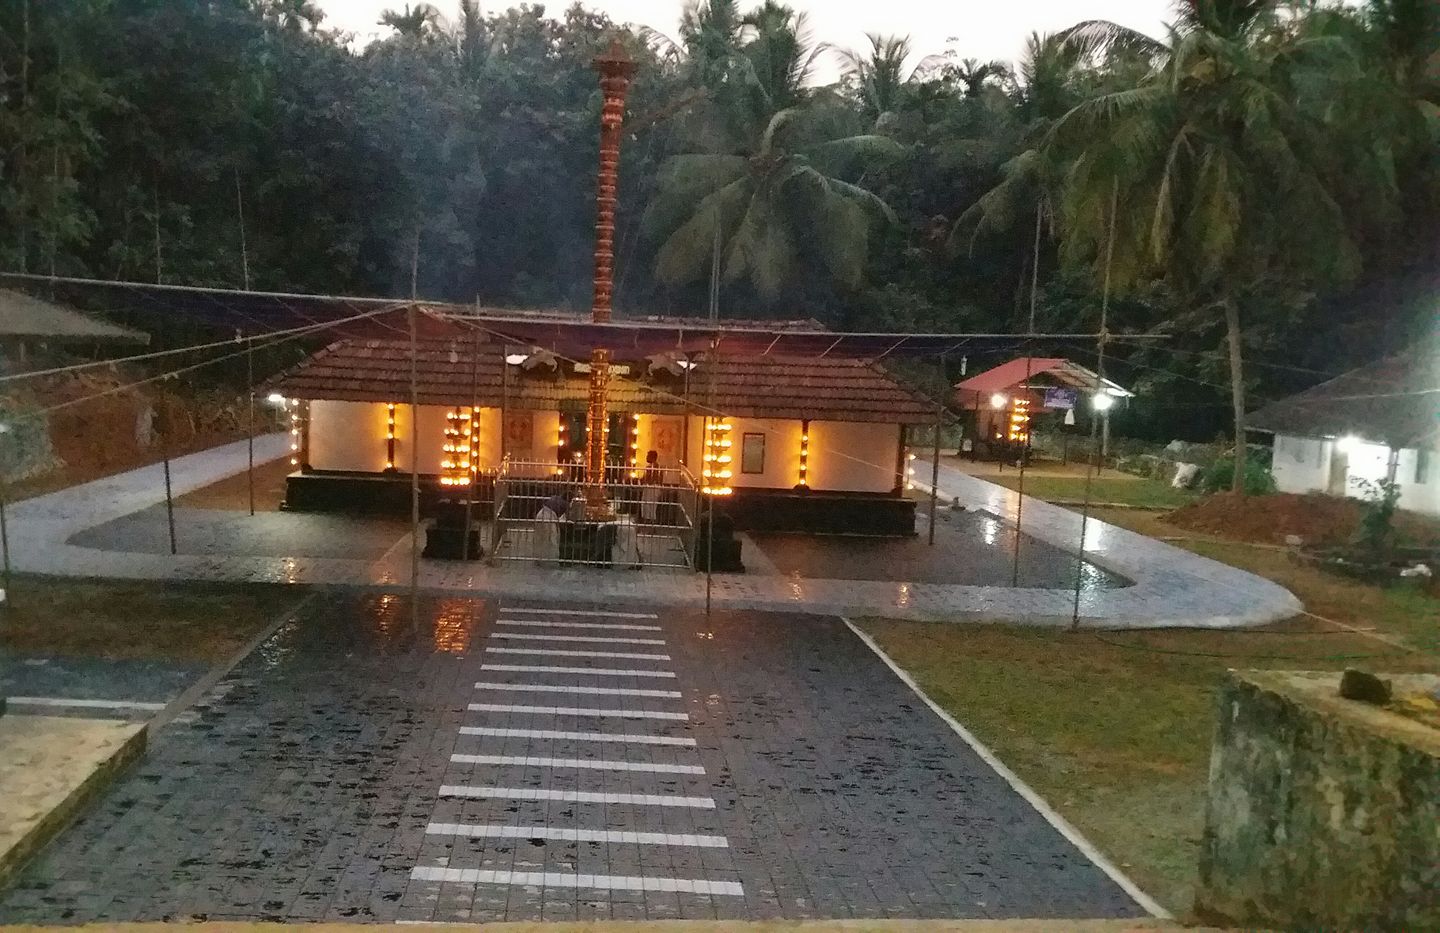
[[751, 508, 1128, 589], [0, 656, 205, 720], [0, 593, 1143, 924], [67, 507, 410, 560]]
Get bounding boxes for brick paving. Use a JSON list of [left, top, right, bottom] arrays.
[[0, 594, 1146, 923], [3, 437, 1300, 628]]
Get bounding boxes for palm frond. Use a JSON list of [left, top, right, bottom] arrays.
[[1056, 19, 1166, 62], [654, 177, 753, 286], [803, 134, 904, 176]]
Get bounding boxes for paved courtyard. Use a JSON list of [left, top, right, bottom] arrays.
[[0, 594, 1146, 923], [2, 435, 1302, 628]]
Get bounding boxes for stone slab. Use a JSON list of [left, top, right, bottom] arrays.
[[1198, 670, 1440, 931], [0, 920, 1215, 932], [0, 716, 146, 890]]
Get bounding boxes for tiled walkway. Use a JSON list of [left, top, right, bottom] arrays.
[[0, 595, 1146, 923], [4, 437, 1300, 628]]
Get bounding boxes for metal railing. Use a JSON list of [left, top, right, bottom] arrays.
[[489, 459, 700, 569]]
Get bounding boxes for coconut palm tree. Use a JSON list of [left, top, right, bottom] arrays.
[[269, 0, 325, 34], [379, 3, 441, 40], [951, 58, 1013, 99], [644, 4, 901, 301], [1047, 0, 1395, 492], [833, 34, 945, 126]]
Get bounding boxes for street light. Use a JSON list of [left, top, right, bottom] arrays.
[[990, 393, 1008, 409], [1092, 392, 1116, 412]]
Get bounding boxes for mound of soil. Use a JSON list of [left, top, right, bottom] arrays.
[[1165, 492, 1440, 548]]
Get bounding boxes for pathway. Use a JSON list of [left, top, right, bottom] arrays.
[[3, 437, 1300, 628], [0, 594, 1147, 923]]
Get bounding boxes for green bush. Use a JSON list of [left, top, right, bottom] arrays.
[[1200, 456, 1278, 495]]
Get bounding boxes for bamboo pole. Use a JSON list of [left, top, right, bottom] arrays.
[[153, 191, 176, 555], [0, 477, 12, 606], [409, 302, 421, 602], [1011, 352, 1033, 586], [1072, 179, 1118, 629], [928, 403, 942, 546], [462, 327, 480, 561], [245, 334, 255, 517]]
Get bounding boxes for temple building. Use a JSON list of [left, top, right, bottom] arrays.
[[266, 333, 936, 536]]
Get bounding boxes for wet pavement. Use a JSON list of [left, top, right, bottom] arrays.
[[0, 594, 1145, 923], [0, 656, 206, 720], [750, 509, 1126, 589], [68, 507, 410, 561]]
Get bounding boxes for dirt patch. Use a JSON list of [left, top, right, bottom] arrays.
[[1164, 492, 1440, 548]]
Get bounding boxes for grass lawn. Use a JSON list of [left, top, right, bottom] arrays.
[[1092, 507, 1440, 654], [0, 575, 305, 662], [860, 497, 1439, 917], [987, 473, 1199, 510], [858, 617, 1439, 917]]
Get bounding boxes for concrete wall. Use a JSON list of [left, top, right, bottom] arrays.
[[685, 416, 899, 492], [1272, 433, 1440, 517], [1197, 670, 1440, 931], [307, 400, 503, 474]]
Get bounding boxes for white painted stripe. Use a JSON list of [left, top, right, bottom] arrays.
[[481, 663, 675, 679], [487, 646, 670, 661], [439, 785, 715, 809], [459, 726, 695, 746], [7, 696, 166, 712], [450, 754, 704, 775], [842, 617, 1172, 920], [426, 823, 728, 848], [410, 866, 742, 896], [467, 702, 687, 721], [474, 682, 682, 699], [502, 607, 659, 620], [498, 619, 662, 632], [491, 632, 667, 646]]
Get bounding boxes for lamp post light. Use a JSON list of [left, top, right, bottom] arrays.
[[582, 39, 637, 522]]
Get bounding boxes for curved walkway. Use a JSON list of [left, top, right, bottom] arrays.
[[4, 437, 1300, 628]]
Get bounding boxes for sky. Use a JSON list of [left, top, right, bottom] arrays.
[[315, 0, 1172, 80]]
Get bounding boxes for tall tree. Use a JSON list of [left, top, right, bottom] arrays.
[[379, 3, 442, 40], [1048, 0, 1399, 491], [643, 3, 901, 305]]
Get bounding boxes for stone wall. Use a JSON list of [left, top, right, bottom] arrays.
[[1196, 670, 1440, 930]]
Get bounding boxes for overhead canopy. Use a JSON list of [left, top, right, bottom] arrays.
[[954, 357, 1132, 407], [1248, 349, 1438, 449], [0, 274, 1139, 361], [0, 288, 148, 343], [266, 338, 939, 423]]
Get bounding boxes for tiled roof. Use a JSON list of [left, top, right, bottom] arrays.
[[954, 357, 1132, 402], [1248, 349, 1438, 448], [265, 338, 938, 423]]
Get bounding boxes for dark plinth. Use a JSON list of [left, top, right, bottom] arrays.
[[558, 521, 617, 565], [719, 488, 916, 536], [284, 471, 495, 517], [423, 501, 485, 561], [695, 514, 744, 573]]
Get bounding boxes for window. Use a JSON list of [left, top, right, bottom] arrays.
[[741, 433, 766, 474], [1418, 447, 1432, 485]]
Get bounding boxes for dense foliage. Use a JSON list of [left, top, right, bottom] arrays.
[[1, 0, 1436, 442]]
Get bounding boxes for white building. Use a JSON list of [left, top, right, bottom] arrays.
[[1250, 349, 1438, 517]]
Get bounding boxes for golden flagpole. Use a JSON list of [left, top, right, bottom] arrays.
[[583, 40, 636, 521]]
